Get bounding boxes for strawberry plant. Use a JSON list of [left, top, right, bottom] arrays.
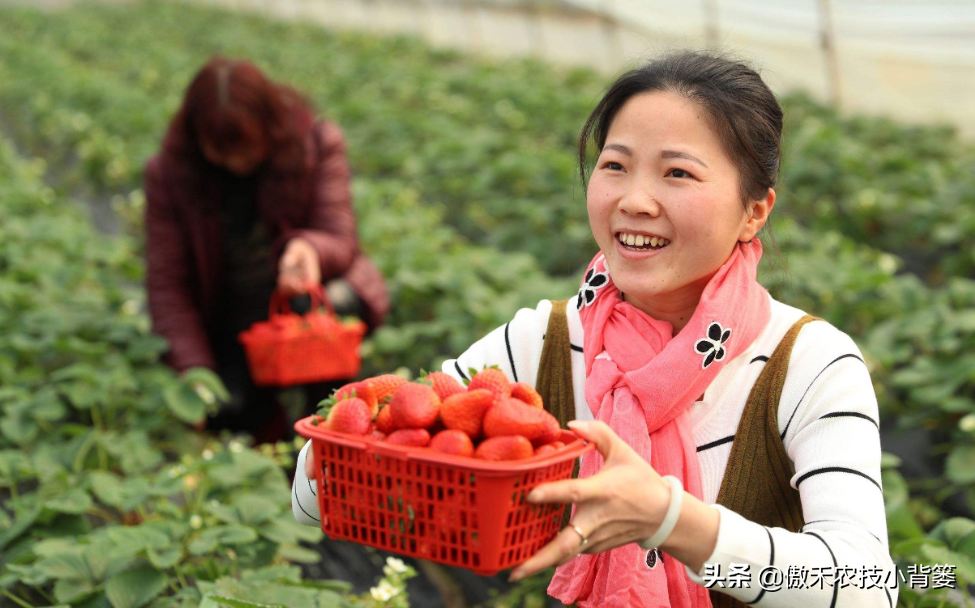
[[0, 138, 416, 607]]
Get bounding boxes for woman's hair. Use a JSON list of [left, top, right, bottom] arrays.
[[578, 50, 783, 210], [162, 56, 316, 174]]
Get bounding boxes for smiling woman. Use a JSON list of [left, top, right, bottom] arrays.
[[292, 50, 896, 608]]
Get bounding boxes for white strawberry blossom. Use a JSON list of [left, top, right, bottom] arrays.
[[370, 580, 398, 601], [878, 254, 898, 275], [383, 556, 408, 577]]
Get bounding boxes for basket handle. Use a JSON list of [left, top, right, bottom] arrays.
[[268, 283, 337, 318]]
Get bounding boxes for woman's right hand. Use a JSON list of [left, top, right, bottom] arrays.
[[278, 237, 321, 295], [304, 447, 315, 479]]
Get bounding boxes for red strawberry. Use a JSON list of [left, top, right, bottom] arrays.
[[483, 398, 560, 445], [423, 371, 466, 401], [534, 444, 557, 457], [388, 383, 441, 429], [370, 429, 387, 441], [467, 366, 512, 406], [367, 374, 408, 406], [440, 389, 493, 439], [376, 404, 396, 434], [386, 428, 431, 447], [332, 381, 379, 418], [325, 398, 371, 435], [511, 382, 544, 409], [430, 429, 474, 457], [550, 440, 566, 450], [474, 435, 533, 461]]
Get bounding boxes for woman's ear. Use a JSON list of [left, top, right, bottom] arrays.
[[739, 188, 776, 242]]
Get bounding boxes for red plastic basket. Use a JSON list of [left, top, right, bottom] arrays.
[[295, 416, 595, 576], [239, 286, 367, 387]]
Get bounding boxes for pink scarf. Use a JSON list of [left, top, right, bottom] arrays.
[[547, 239, 771, 608]]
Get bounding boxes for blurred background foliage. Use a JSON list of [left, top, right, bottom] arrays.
[[1, 2, 975, 606]]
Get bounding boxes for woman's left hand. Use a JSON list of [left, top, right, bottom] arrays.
[[278, 237, 321, 295], [509, 420, 672, 582]]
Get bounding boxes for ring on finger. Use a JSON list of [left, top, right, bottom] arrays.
[[567, 523, 588, 548]]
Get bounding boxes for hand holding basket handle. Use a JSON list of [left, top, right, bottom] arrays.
[[277, 237, 321, 296], [268, 283, 337, 320]]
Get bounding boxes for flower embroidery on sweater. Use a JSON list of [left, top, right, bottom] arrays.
[[695, 321, 732, 369], [576, 266, 609, 310], [645, 548, 664, 569]]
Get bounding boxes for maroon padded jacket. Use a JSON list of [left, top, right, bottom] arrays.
[[144, 120, 389, 372]]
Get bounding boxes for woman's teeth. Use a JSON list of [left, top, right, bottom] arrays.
[[618, 233, 670, 250]]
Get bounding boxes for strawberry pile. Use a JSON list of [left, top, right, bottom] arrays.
[[312, 366, 568, 461]]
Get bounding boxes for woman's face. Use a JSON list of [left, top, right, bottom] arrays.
[[200, 125, 268, 176], [586, 90, 773, 325]]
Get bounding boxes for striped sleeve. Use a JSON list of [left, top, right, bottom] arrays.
[[686, 322, 897, 608], [292, 439, 321, 526], [441, 299, 553, 387]]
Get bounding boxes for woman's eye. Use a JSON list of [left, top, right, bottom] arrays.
[[667, 168, 692, 179], [604, 161, 624, 171]]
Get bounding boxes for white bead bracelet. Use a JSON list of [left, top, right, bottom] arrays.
[[638, 475, 684, 550]]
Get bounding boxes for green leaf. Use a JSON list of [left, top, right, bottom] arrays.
[[946, 445, 975, 484], [956, 531, 975, 561], [205, 501, 241, 525], [36, 553, 95, 581], [882, 470, 924, 540], [273, 578, 353, 593], [188, 535, 218, 556], [90, 471, 124, 505], [199, 596, 287, 608], [48, 488, 94, 514], [105, 567, 168, 608], [105, 525, 172, 552], [275, 544, 321, 563], [259, 517, 323, 545], [934, 518, 975, 546], [53, 577, 99, 603], [880, 452, 901, 469], [212, 525, 259, 544], [233, 494, 280, 526], [182, 367, 231, 403], [920, 544, 975, 584], [0, 506, 40, 551], [102, 431, 163, 474], [90, 471, 151, 510], [189, 525, 259, 555], [0, 412, 39, 444], [239, 566, 303, 584], [146, 546, 182, 570], [910, 382, 958, 406], [162, 383, 205, 424]]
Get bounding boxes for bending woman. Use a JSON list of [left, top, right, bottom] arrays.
[[145, 57, 389, 442], [292, 50, 896, 607]]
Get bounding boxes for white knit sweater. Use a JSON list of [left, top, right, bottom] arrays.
[[293, 293, 898, 607]]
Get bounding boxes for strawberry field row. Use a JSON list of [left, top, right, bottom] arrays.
[[1, 2, 975, 606]]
